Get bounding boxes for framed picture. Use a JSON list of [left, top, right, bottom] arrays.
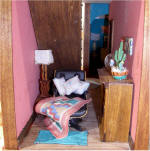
[[124, 37, 133, 56]]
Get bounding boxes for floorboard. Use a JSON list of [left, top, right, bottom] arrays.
[[19, 82, 129, 150]]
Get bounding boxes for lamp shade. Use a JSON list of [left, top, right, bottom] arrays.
[[35, 50, 54, 65]]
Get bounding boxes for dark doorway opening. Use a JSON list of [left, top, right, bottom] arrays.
[[88, 3, 110, 77]]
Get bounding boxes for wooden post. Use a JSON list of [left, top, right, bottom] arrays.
[[39, 64, 50, 97], [0, 0, 18, 149], [134, 0, 149, 149], [41, 64, 44, 80], [39, 80, 50, 97], [45, 65, 47, 80]]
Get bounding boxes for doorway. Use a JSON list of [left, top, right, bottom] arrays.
[[89, 3, 110, 77]]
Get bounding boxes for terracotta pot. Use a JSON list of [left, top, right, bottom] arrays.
[[111, 70, 128, 76]]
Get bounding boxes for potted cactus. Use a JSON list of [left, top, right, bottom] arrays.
[[111, 40, 128, 80]]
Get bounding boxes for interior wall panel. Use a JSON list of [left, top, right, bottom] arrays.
[[29, 1, 81, 78]]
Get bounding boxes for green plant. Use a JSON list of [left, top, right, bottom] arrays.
[[114, 41, 126, 70]]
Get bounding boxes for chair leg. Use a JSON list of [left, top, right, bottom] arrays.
[[69, 119, 85, 131]]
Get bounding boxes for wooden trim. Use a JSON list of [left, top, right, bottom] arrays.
[[0, 0, 18, 149], [83, 0, 111, 3], [128, 134, 135, 150], [83, 3, 90, 75], [18, 95, 43, 145], [18, 112, 37, 145], [134, 0, 149, 149]]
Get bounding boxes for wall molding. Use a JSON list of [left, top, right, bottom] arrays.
[[128, 134, 135, 150], [18, 112, 36, 145]]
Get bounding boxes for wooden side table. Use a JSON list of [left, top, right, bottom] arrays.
[[97, 68, 133, 142]]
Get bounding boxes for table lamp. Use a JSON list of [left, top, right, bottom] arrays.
[[35, 50, 54, 97]]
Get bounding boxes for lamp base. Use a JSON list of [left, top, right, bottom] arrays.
[[39, 80, 50, 97]]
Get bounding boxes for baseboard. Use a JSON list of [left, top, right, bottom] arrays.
[[17, 112, 37, 145], [128, 134, 135, 150]]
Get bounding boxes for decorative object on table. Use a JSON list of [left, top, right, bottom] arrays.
[[111, 40, 128, 80], [35, 96, 91, 139], [124, 37, 133, 56], [35, 50, 54, 97], [104, 53, 114, 71], [34, 130, 88, 146]]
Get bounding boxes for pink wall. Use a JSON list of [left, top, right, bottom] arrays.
[[109, 1, 144, 141], [12, 1, 40, 137]]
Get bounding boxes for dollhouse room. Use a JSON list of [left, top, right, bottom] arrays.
[[0, 0, 149, 150]]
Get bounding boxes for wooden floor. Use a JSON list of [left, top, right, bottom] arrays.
[[19, 83, 129, 150]]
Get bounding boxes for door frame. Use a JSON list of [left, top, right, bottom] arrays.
[[0, 0, 18, 149], [0, 0, 149, 150], [83, 3, 90, 74], [133, 0, 149, 149]]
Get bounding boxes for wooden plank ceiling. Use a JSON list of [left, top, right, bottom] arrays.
[[29, 1, 81, 78]]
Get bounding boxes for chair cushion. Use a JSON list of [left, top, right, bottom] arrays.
[[74, 81, 90, 95], [64, 75, 81, 95], [53, 75, 87, 96], [53, 77, 65, 96]]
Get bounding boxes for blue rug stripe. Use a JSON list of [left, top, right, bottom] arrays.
[[34, 130, 88, 146]]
